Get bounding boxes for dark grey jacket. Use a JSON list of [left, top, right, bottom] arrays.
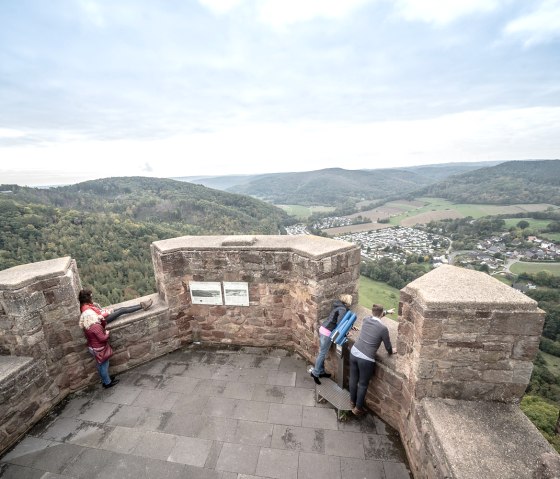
[[353, 316, 393, 360]]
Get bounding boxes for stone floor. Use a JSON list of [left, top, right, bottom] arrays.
[[0, 346, 411, 479]]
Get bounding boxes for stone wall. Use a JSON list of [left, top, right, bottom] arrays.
[[397, 265, 544, 403], [150, 235, 360, 360], [1, 239, 559, 477], [0, 356, 57, 452], [0, 235, 360, 455], [350, 265, 558, 479]]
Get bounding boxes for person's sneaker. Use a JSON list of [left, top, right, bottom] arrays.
[[350, 402, 356, 409], [101, 375, 116, 385], [319, 372, 331, 378], [140, 299, 153, 310], [103, 379, 120, 389], [352, 407, 366, 416], [310, 372, 321, 385]]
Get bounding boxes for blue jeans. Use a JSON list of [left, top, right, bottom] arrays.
[[311, 333, 332, 376], [96, 359, 111, 385], [349, 354, 376, 409]]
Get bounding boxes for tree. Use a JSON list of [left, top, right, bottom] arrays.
[[517, 220, 530, 229]]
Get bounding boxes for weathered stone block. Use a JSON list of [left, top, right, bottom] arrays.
[[128, 342, 152, 359], [512, 337, 540, 361], [491, 312, 545, 336]]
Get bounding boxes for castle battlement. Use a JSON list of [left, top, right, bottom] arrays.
[[0, 235, 558, 478]]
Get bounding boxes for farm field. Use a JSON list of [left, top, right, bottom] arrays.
[[510, 262, 560, 276], [325, 222, 392, 236], [503, 218, 554, 230], [542, 233, 560, 242], [388, 198, 558, 227], [358, 276, 399, 320]]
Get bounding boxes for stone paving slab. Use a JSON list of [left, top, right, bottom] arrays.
[[0, 345, 411, 479]]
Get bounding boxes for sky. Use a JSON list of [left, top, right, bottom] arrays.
[[0, 0, 559, 186]]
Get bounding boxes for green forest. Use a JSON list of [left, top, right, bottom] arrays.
[[419, 160, 560, 205], [227, 167, 432, 206], [0, 177, 289, 305]]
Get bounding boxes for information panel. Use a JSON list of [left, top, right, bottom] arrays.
[[223, 282, 249, 306], [189, 282, 223, 305]]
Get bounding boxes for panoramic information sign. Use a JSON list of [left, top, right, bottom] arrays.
[[223, 282, 250, 306], [189, 282, 223, 305]]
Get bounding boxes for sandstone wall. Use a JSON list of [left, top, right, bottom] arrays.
[[339, 266, 556, 478], [0, 235, 360, 455], [1, 241, 558, 478], [150, 235, 360, 360]]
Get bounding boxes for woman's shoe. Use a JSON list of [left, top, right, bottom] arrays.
[[310, 372, 321, 385], [352, 407, 366, 416], [140, 299, 153, 310], [103, 379, 120, 389], [319, 372, 331, 378]]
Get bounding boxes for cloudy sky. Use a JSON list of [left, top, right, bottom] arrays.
[[1, 0, 559, 186]]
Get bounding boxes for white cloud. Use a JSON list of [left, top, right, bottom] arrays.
[[197, 0, 245, 15], [2, 106, 558, 185], [0, 128, 25, 139], [504, 0, 560, 46], [393, 0, 504, 25], [256, 0, 372, 28], [197, 0, 372, 27]]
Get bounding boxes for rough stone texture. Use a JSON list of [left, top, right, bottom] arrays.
[[151, 235, 360, 364], [419, 398, 559, 479], [399, 265, 545, 403], [0, 258, 170, 454], [1, 241, 558, 478], [0, 356, 56, 454]]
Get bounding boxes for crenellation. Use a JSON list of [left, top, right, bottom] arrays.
[[1, 239, 558, 477]]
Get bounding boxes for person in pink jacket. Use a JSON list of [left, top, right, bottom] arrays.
[[78, 289, 153, 388]]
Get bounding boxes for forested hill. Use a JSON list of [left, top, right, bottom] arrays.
[[226, 168, 432, 206], [418, 160, 560, 205], [0, 177, 289, 304], [3, 177, 288, 231]]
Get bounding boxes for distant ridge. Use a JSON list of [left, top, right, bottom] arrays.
[[418, 160, 560, 205], [176, 161, 503, 206]]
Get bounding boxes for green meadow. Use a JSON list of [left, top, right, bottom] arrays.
[[510, 262, 560, 276], [358, 276, 400, 320], [503, 218, 553, 230], [387, 198, 558, 226]]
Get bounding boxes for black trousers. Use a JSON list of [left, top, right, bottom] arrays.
[[105, 304, 142, 324], [349, 353, 376, 409]]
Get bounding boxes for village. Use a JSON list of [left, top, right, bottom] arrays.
[[453, 233, 560, 273], [285, 222, 451, 263], [286, 221, 560, 276]]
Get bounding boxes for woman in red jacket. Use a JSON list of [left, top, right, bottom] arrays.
[[79, 289, 152, 324], [79, 289, 153, 388], [80, 309, 118, 388]]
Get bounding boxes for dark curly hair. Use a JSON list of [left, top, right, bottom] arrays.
[[78, 289, 93, 306]]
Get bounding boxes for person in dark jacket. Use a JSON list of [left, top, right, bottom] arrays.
[[310, 294, 352, 385], [349, 303, 395, 416]]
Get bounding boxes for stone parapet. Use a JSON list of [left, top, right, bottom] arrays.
[[406, 398, 558, 479], [1, 241, 558, 477], [151, 235, 360, 358], [398, 265, 544, 402], [0, 356, 57, 454]]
